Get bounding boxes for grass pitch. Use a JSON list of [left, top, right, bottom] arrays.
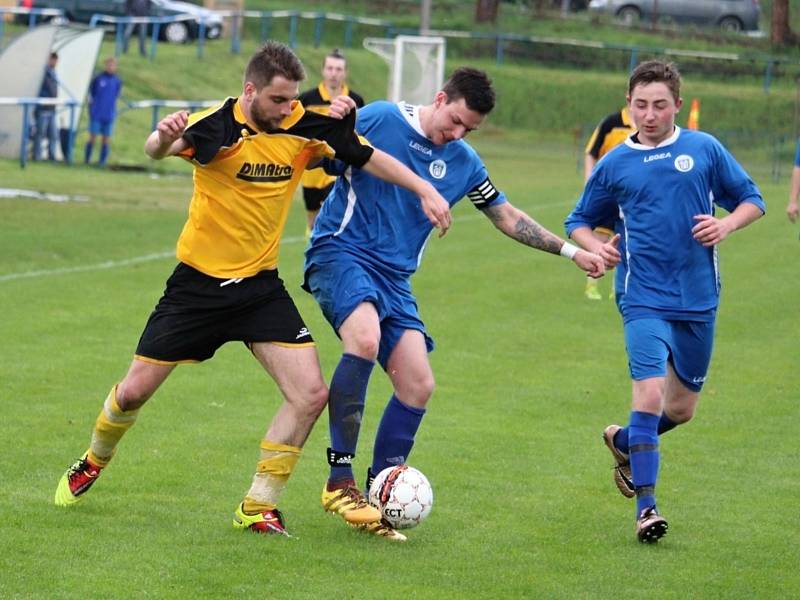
[[0, 133, 797, 599]]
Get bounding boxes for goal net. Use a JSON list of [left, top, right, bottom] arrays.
[[363, 35, 446, 106]]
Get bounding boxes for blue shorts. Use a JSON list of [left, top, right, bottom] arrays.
[[305, 258, 433, 369], [89, 119, 114, 137], [623, 318, 715, 392]]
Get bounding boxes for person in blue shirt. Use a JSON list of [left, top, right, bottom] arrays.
[[85, 57, 122, 167], [304, 67, 606, 542], [33, 51, 59, 162], [565, 60, 765, 544]]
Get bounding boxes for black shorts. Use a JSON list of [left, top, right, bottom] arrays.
[[135, 263, 314, 364], [302, 183, 333, 212]]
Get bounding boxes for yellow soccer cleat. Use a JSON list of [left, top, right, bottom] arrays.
[[321, 483, 381, 525], [351, 519, 407, 542], [232, 502, 290, 536], [54, 452, 103, 507], [584, 280, 602, 301]]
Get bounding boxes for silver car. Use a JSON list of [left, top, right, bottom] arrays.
[[588, 0, 761, 31]]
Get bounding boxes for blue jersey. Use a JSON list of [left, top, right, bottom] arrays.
[[89, 72, 122, 121], [565, 127, 764, 322], [304, 101, 507, 278]]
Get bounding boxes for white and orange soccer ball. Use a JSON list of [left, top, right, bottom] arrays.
[[368, 465, 433, 529]]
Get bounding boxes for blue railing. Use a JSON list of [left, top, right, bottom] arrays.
[[0, 96, 79, 168]]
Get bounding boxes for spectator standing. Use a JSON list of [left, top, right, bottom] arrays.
[[85, 57, 122, 167], [124, 0, 151, 57], [33, 52, 59, 162]]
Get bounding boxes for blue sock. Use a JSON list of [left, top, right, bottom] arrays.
[[614, 412, 679, 455], [371, 395, 425, 477], [628, 410, 660, 516], [84, 141, 93, 164], [328, 353, 374, 484], [99, 143, 109, 166]]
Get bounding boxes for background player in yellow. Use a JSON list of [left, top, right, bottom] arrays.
[[582, 106, 636, 300], [299, 49, 365, 237], [53, 41, 451, 538]]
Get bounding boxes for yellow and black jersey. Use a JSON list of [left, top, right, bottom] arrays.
[[584, 107, 636, 160], [298, 83, 365, 190], [176, 96, 373, 279]]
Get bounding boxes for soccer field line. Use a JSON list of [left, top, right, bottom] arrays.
[[0, 199, 570, 283]]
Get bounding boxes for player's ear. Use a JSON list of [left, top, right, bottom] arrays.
[[434, 91, 448, 107]]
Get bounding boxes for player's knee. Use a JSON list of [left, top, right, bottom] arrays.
[[405, 374, 435, 407], [302, 381, 329, 417], [349, 332, 380, 361], [115, 380, 154, 411], [666, 404, 695, 424]]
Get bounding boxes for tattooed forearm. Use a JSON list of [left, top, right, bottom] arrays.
[[514, 216, 564, 254], [483, 204, 565, 254]]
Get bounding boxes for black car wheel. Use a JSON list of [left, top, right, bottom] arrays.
[[718, 16, 743, 32], [206, 23, 222, 39], [163, 21, 189, 44], [616, 5, 641, 25]]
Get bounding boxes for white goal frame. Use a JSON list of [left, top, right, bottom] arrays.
[[363, 35, 446, 105]]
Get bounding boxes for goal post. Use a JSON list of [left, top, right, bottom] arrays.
[[363, 35, 446, 105]]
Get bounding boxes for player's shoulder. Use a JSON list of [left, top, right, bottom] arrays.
[[679, 128, 718, 144], [361, 100, 398, 116], [186, 97, 236, 129], [298, 87, 324, 106]]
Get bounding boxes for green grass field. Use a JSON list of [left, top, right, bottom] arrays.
[[0, 130, 797, 598]]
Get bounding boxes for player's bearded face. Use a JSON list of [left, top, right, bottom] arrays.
[[248, 76, 299, 132], [628, 82, 682, 147]]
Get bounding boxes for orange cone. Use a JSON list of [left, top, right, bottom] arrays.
[[687, 98, 700, 130]]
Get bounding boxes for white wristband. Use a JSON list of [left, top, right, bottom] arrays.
[[560, 242, 579, 260]]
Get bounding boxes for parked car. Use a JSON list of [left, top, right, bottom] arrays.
[[588, 0, 761, 32], [23, 0, 224, 43]]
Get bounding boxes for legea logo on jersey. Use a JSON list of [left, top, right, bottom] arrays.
[[674, 154, 694, 173], [429, 159, 446, 179], [409, 140, 432, 156], [236, 162, 293, 182]]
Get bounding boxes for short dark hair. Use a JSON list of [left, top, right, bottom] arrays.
[[628, 60, 681, 103], [323, 48, 346, 68], [49, 51, 58, 60], [441, 67, 495, 115], [244, 41, 305, 90]]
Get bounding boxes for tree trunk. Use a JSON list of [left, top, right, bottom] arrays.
[[475, 0, 500, 23], [771, 0, 794, 45]]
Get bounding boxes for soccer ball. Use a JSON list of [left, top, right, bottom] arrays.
[[368, 465, 433, 529]]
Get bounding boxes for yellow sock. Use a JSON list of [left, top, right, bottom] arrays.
[[242, 440, 301, 514], [87, 385, 139, 467]]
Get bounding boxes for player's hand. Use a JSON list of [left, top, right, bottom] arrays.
[[328, 96, 357, 119], [787, 199, 799, 223], [419, 183, 452, 237], [598, 233, 622, 268], [574, 249, 605, 278], [691, 214, 734, 247], [157, 110, 189, 146]]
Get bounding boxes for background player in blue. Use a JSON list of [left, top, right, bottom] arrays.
[[304, 67, 606, 541], [565, 60, 765, 543], [85, 57, 122, 167]]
